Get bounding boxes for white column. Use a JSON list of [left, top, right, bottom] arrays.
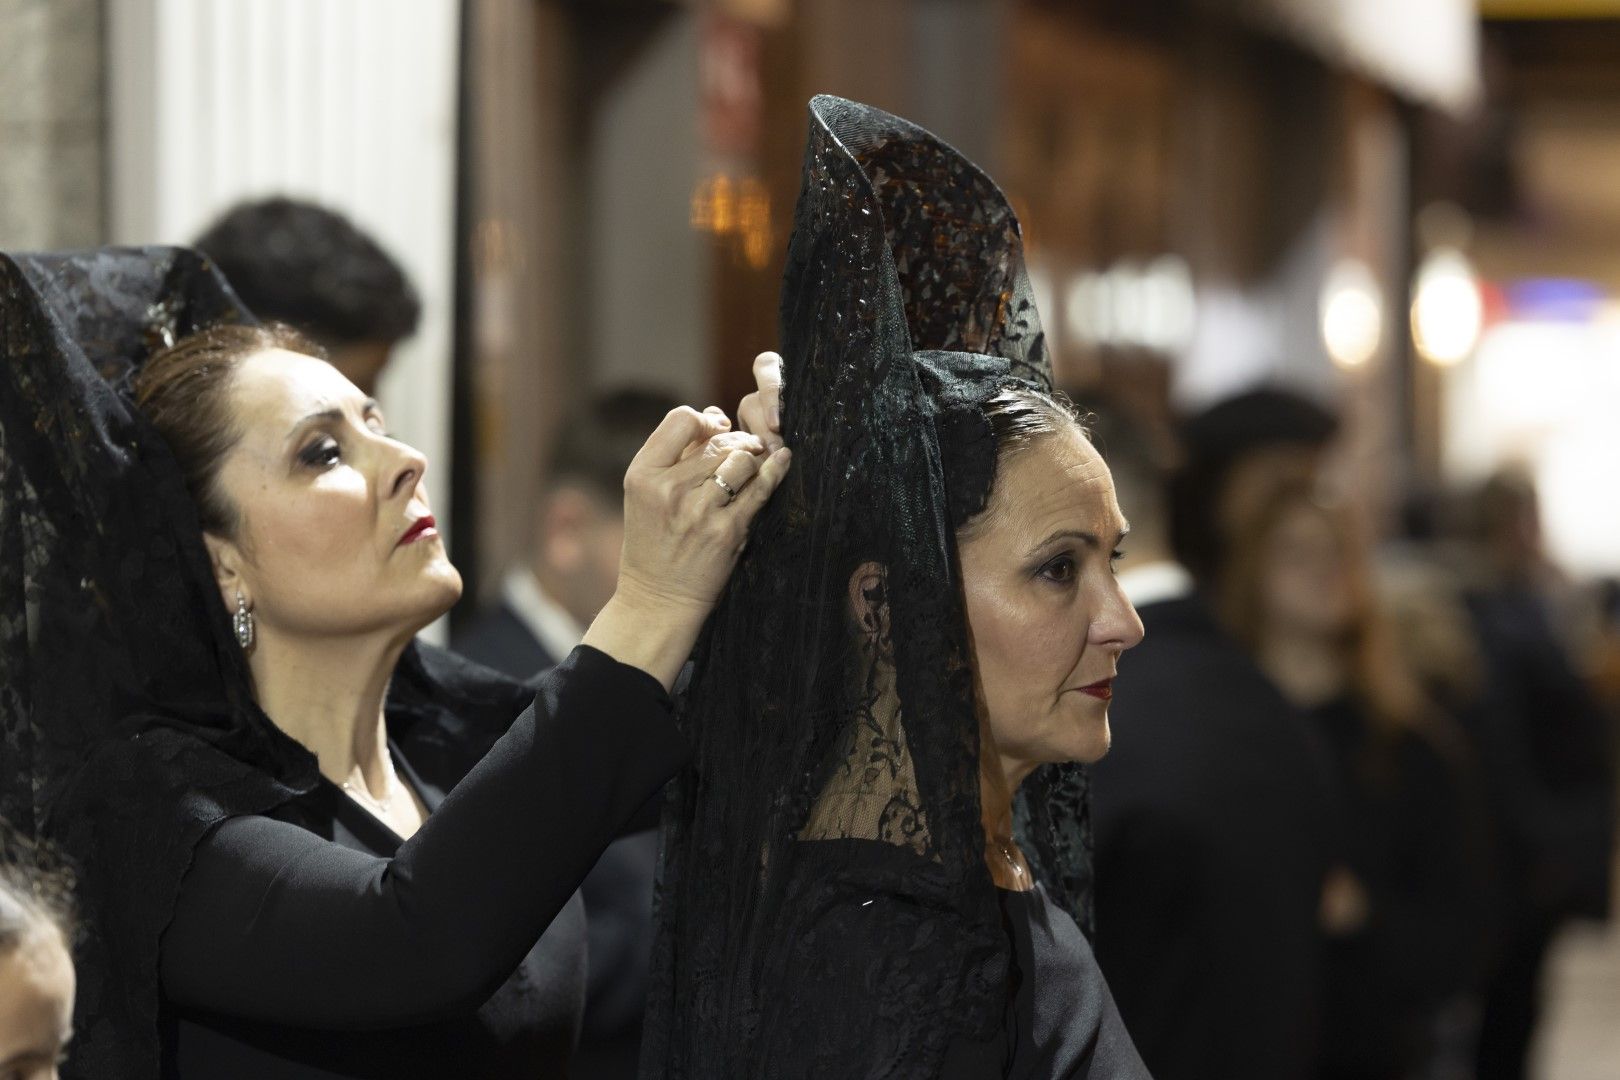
[[108, 0, 461, 638]]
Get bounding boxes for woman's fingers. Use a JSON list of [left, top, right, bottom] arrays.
[[701, 445, 764, 506], [737, 351, 785, 453], [672, 429, 765, 485], [636, 406, 730, 470], [724, 446, 791, 530]]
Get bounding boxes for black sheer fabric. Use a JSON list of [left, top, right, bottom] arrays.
[[0, 248, 539, 1079], [641, 96, 1093, 1079]]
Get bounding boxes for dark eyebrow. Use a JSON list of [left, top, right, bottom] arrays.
[[1026, 525, 1130, 559], [285, 398, 380, 442]]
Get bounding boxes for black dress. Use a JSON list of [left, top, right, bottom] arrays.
[[768, 839, 1152, 1079], [155, 645, 686, 1078]]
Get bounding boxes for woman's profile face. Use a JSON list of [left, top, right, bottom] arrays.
[[206, 349, 462, 642], [958, 426, 1143, 775], [0, 928, 74, 1080]]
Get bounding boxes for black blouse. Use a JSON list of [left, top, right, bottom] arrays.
[[994, 887, 1152, 1080], [156, 646, 687, 1078]]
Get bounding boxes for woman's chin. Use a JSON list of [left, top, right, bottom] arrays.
[[397, 564, 464, 634], [1063, 713, 1112, 766]]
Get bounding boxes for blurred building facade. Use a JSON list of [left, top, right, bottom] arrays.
[[6, 0, 1620, 595]]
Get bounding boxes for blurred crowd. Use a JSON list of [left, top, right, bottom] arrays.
[[1085, 387, 1618, 1080]]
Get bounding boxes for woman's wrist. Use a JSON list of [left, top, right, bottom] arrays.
[[580, 586, 707, 692]]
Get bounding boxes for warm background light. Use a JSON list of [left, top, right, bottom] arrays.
[[1411, 247, 1484, 366], [1320, 257, 1383, 369]]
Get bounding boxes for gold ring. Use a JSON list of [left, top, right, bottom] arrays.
[[710, 473, 738, 505]]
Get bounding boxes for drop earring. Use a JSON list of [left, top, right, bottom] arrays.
[[234, 591, 255, 650]]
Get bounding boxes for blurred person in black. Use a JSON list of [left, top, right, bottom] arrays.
[[1462, 468, 1616, 1080], [455, 388, 678, 676], [1088, 390, 1348, 1080], [193, 197, 421, 396], [1222, 485, 1490, 1080], [453, 386, 679, 1080]]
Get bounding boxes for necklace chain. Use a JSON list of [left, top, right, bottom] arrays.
[[993, 839, 1027, 883], [341, 751, 401, 814]]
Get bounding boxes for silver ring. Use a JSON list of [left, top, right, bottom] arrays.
[[710, 473, 738, 505]]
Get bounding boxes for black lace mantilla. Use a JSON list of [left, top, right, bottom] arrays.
[[641, 95, 1094, 1079]]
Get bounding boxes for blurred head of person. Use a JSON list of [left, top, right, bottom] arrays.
[[1169, 387, 1339, 586], [1472, 465, 1544, 584], [192, 198, 421, 397], [0, 827, 76, 1080], [532, 389, 682, 628], [1222, 485, 1428, 760], [133, 324, 462, 673]]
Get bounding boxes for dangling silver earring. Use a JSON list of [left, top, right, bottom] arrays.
[[233, 591, 255, 650]]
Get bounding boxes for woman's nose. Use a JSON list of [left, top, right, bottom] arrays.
[[387, 441, 429, 500], [1094, 586, 1145, 652]]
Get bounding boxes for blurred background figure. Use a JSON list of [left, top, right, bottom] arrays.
[[1221, 484, 1492, 1080], [1169, 389, 1342, 587], [0, 824, 76, 1080], [1456, 468, 1617, 1080], [192, 198, 422, 397], [455, 387, 678, 677], [1088, 391, 1348, 1080], [454, 385, 678, 1080]]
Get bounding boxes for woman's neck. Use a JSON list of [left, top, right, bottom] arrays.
[[1258, 630, 1348, 709], [248, 628, 410, 797], [980, 755, 1035, 891]]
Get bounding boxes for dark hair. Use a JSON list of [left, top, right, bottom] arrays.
[[954, 386, 1088, 539], [0, 821, 75, 954], [1169, 387, 1339, 582], [545, 387, 682, 504], [193, 197, 421, 346], [983, 386, 1085, 456], [134, 322, 322, 535]]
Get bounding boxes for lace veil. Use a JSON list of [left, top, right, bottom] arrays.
[[641, 96, 1094, 1078]]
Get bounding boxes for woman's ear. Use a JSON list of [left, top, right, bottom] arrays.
[[846, 560, 891, 657], [202, 531, 247, 614]]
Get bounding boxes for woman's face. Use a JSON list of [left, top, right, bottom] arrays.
[[206, 349, 462, 642], [0, 928, 74, 1080], [1259, 503, 1351, 640], [958, 427, 1144, 778]]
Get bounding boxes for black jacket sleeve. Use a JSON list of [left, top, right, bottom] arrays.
[[159, 645, 687, 1029]]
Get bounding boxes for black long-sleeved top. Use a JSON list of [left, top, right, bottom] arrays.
[[157, 646, 687, 1078], [1091, 596, 1344, 1080]]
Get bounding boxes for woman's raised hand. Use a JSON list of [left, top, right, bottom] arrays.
[[582, 405, 790, 690]]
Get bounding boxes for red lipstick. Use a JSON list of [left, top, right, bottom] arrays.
[[1077, 679, 1113, 701], [399, 515, 437, 546]]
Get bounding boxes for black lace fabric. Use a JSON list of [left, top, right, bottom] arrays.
[[0, 248, 527, 1079], [641, 96, 1094, 1079]]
